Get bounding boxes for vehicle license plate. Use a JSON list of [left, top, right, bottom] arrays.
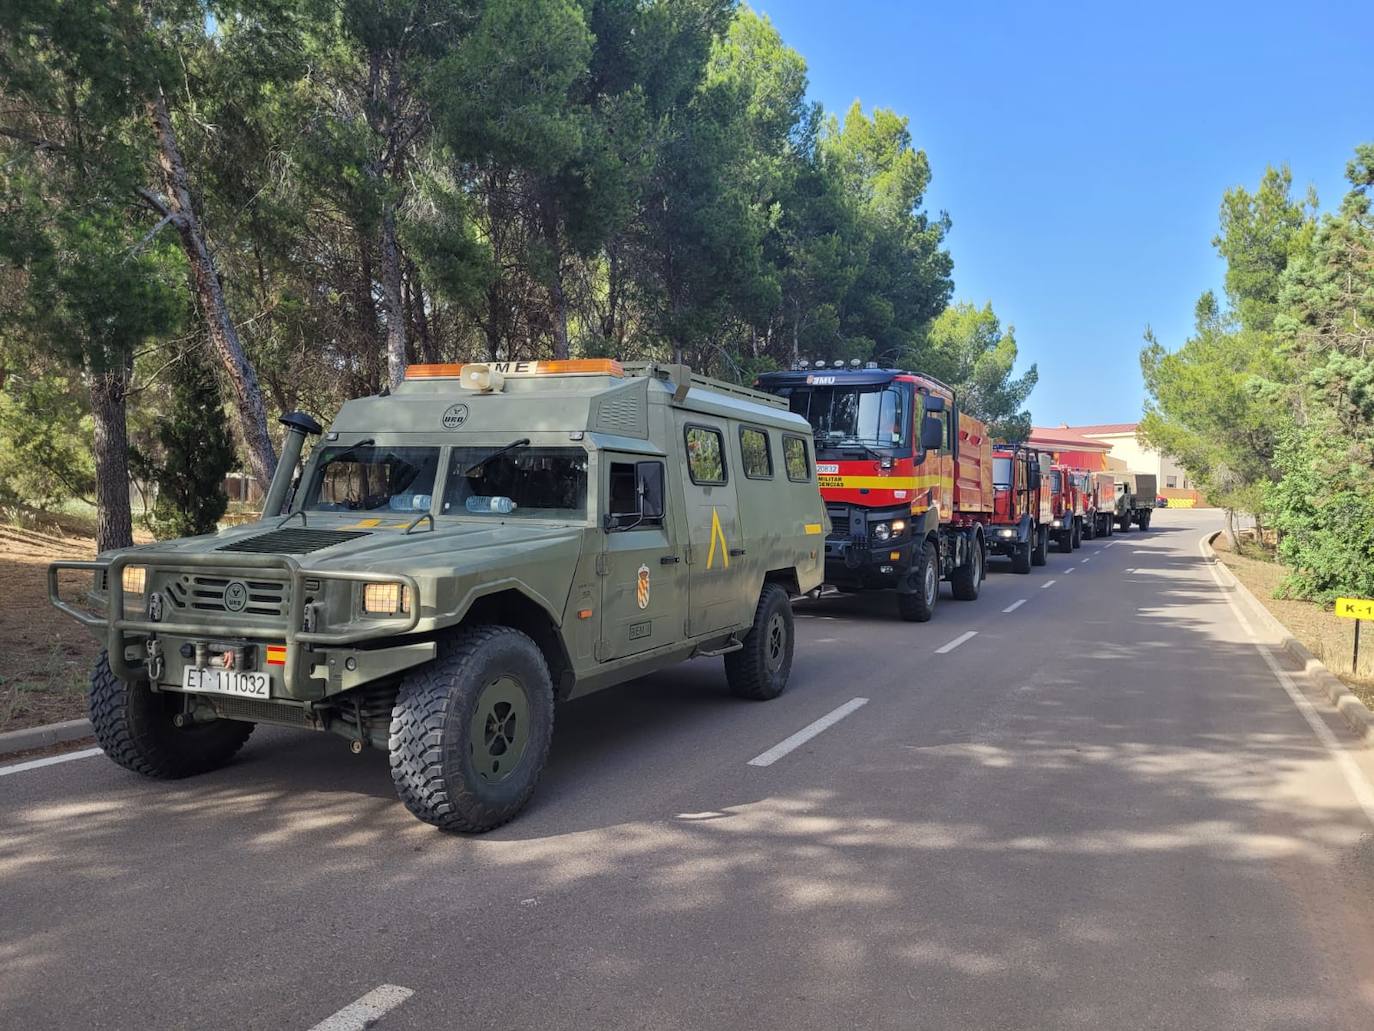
[[182, 667, 270, 699]]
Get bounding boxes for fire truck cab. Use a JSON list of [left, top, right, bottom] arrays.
[[988, 444, 1052, 573], [756, 365, 991, 623]]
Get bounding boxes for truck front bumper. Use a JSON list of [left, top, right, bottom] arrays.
[[823, 536, 913, 589], [48, 552, 428, 700]]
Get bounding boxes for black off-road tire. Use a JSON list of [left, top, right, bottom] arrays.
[[1139, 512, 1152, 530], [951, 536, 983, 601], [89, 651, 253, 779], [1083, 516, 1096, 541], [1057, 529, 1073, 554], [1071, 519, 1082, 549], [1032, 526, 1049, 566], [1118, 516, 1132, 532], [724, 583, 794, 701], [898, 539, 939, 623], [389, 626, 554, 833], [1011, 539, 1032, 574]]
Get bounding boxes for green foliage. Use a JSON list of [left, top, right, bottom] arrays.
[[0, 361, 94, 508], [133, 351, 237, 539], [924, 302, 1037, 441]]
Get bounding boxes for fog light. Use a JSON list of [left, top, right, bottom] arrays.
[[362, 582, 409, 615], [122, 566, 146, 596]]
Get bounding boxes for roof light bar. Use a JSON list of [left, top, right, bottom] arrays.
[[405, 359, 624, 380]]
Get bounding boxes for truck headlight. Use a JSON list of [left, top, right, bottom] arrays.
[[890, 519, 906, 535], [362, 582, 410, 616], [998, 528, 1016, 538], [871, 522, 891, 542], [122, 566, 147, 596]]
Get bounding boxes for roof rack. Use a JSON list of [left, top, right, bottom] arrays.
[[621, 362, 787, 410]]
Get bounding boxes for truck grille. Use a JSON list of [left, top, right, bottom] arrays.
[[165, 575, 289, 618], [218, 528, 370, 554]]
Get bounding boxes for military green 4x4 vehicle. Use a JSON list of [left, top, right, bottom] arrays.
[[49, 359, 827, 831]]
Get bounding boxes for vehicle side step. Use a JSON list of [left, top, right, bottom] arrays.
[[694, 636, 743, 658]]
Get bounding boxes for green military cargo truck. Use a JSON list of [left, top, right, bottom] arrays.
[[48, 360, 828, 831]]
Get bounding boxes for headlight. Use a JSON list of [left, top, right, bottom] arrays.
[[871, 522, 891, 542], [1051, 519, 1062, 529], [890, 519, 906, 535], [122, 566, 146, 596], [362, 582, 410, 616], [998, 528, 1016, 538]]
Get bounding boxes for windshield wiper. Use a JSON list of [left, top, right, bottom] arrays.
[[463, 438, 530, 477], [326, 438, 375, 463]]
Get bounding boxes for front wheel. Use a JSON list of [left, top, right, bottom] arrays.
[[1057, 529, 1073, 554], [1139, 512, 1152, 530], [1071, 520, 1082, 549], [725, 583, 794, 700], [389, 626, 555, 833], [898, 540, 939, 622], [89, 651, 254, 779]]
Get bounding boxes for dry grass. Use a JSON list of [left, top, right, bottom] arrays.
[[1213, 533, 1374, 710]]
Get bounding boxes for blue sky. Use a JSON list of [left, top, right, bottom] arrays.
[[758, 0, 1374, 426]]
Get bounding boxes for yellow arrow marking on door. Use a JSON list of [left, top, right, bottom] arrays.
[[706, 507, 730, 570]]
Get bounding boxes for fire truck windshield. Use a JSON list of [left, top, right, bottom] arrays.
[[776, 382, 911, 452], [993, 457, 1013, 489]]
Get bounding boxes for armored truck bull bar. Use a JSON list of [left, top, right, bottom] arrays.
[[47, 551, 420, 698]]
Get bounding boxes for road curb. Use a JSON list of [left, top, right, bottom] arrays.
[[1204, 532, 1374, 740], [0, 717, 94, 758]]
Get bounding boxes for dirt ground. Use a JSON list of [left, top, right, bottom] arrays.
[[1213, 533, 1374, 710], [0, 510, 141, 734]]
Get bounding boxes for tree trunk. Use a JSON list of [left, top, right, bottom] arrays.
[[406, 259, 436, 362], [380, 202, 409, 387], [539, 194, 570, 360], [88, 365, 133, 552], [146, 89, 276, 487], [1222, 508, 1237, 548]]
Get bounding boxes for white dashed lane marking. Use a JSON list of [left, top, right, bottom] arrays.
[[747, 698, 870, 767], [935, 630, 978, 654], [307, 985, 415, 1031], [1003, 599, 1027, 613], [1041, 579, 1057, 589]]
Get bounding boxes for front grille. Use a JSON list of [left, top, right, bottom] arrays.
[[218, 528, 370, 554], [211, 696, 315, 727], [165, 575, 288, 618]]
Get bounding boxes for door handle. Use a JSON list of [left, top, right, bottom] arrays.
[[659, 555, 680, 564], [729, 548, 746, 557]]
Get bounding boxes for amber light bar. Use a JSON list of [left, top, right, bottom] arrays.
[[405, 359, 624, 379]]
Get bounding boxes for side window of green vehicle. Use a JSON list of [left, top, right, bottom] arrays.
[[783, 435, 810, 482], [685, 425, 727, 485], [740, 426, 772, 479]]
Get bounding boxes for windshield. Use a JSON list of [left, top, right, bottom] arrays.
[[776, 383, 910, 451], [301, 445, 440, 513], [442, 447, 588, 520], [993, 457, 1013, 489]]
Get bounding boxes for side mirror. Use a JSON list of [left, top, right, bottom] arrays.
[[920, 415, 944, 451], [922, 394, 946, 413], [636, 462, 665, 520], [1028, 464, 1041, 490]]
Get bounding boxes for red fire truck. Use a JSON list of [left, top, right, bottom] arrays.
[[1084, 471, 1117, 538], [988, 444, 1052, 573], [756, 364, 993, 622], [1047, 463, 1083, 552]]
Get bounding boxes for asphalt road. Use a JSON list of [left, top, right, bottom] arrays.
[[5, 509, 1374, 1030]]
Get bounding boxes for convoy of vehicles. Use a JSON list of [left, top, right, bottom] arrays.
[[48, 359, 827, 832], [754, 365, 994, 623], [46, 353, 1160, 834]]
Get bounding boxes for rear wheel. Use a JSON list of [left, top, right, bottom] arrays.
[[389, 626, 554, 833], [89, 651, 253, 779], [725, 583, 794, 700], [898, 540, 939, 622], [1031, 526, 1049, 566], [951, 535, 983, 600]]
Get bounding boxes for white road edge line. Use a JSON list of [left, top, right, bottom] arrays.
[[1003, 599, 1027, 613], [308, 985, 415, 1031], [1040, 579, 1057, 589], [935, 630, 978, 654], [0, 747, 104, 778], [747, 698, 869, 768], [1198, 534, 1374, 828]]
